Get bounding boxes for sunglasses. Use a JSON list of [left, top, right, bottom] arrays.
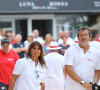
[[35, 70, 39, 78], [1, 39, 10, 43]]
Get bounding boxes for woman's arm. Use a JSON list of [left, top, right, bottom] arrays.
[[8, 74, 19, 90], [40, 83, 45, 90]]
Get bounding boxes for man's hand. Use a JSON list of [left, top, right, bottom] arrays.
[[82, 82, 92, 90]]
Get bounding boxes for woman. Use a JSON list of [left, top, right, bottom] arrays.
[[59, 34, 70, 55], [43, 34, 52, 55], [0, 38, 20, 90], [8, 41, 46, 90]]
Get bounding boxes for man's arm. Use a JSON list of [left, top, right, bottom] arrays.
[[93, 70, 100, 83], [65, 65, 92, 90], [8, 74, 19, 90]]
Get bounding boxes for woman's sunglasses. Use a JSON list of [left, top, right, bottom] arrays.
[[35, 70, 39, 78]]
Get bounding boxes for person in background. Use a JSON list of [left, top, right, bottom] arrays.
[[8, 41, 46, 90], [89, 28, 100, 85], [12, 34, 25, 58], [6, 31, 12, 41], [59, 34, 70, 55], [64, 30, 74, 46], [24, 35, 33, 52], [33, 29, 45, 45], [57, 30, 64, 45], [64, 27, 100, 90], [44, 41, 65, 90], [0, 38, 20, 90], [0, 29, 6, 40], [43, 34, 52, 55], [10, 33, 17, 45]]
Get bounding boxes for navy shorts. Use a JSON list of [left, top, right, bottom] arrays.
[[0, 83, 8, 90]]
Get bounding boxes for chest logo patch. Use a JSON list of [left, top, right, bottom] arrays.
[[87, 58, 94, 62], [8, 58, 13, 61]]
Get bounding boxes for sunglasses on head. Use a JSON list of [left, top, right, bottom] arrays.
[[1, 39, 10, 43], [35, 70, 39, 78]]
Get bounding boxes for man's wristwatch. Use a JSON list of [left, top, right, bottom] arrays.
[[81, 81, 84, 85]]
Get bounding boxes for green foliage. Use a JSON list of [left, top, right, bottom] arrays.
[[71, 16, 89, 31]]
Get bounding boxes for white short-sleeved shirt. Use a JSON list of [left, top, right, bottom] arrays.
[[89, 41, 100, 85], [64, 44, 100, 90], [44, 52, 65, 90], [89, 41, 100, 50], [13, 58, 45, 90], [44, 52, 65, 81]]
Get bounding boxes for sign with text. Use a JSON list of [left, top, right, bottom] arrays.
[[0, 0, 100, 14]]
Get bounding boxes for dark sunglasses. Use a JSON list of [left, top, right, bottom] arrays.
[[1, 39, 10, 44]]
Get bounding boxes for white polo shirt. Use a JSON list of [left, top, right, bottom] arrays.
[[44, 52, 65, 80], [89, 41, 100, 85], [13, 58, 45, 90], [64, 44, 100, 90], [89, 41, 100, 50], [44, 52, 65, 90]]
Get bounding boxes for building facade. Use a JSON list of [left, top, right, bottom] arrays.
[[0, 0, 100, 41]]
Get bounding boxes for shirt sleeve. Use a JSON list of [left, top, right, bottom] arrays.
[[64, 48, 74, 66], [13, 59, 24, 75]]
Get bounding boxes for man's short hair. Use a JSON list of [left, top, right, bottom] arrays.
[[77, 27, 92, 37], [1, 38, 10, 45], [90, 28, 99, 39]]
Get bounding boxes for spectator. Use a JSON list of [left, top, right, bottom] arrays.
[[12, 34, 25, 58], [64, 30, 74, 46], [43, 34, 52, 55], [6, 31, 12, 41], [33, 29, 44, 45], [44, 41, 65, 90], [57, 30, 64, 45], [10, 33, 17, 45], [89, 28, 100, 85], [8, 41, 46, 90], [59, 34, 70, 55], [0, 38, 20, 90], [0, 29, 6, 40], [24, 35, 33, 52]]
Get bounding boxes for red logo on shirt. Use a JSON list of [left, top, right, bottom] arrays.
[[8, 58, 13, 61], [87, 58, 94, 62]]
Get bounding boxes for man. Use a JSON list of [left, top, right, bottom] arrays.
[[33, 29, 44, 45], [44, 41, 65, 90], [64, 30, 74, 46], [89, 28, 100, 85], [0, 38, 20, 90], [12, 34, 25, 58], [0, 29, 6, 40], [10, 33, 17, 45], [57, 30, 64, 45], [64, 27, 100, 90]]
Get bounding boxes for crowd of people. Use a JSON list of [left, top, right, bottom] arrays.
[[0, 27, 100, 90]]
